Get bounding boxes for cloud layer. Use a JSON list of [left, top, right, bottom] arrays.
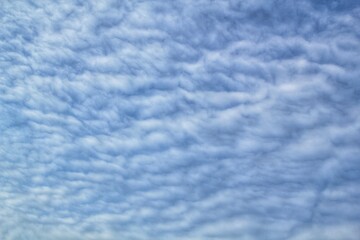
[[1, 0, 360, 239]]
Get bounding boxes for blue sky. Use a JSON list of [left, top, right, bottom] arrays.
[[1, 0, 360, 239]]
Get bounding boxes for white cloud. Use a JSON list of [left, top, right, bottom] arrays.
[[1, 0, 360, 239]]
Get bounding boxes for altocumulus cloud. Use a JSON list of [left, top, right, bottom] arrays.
[[1, 0, 360, 239]]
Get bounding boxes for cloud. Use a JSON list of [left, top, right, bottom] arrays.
[[1, 0, 360, 239]]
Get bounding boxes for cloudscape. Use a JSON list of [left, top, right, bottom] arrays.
[[1, 0, 360, 239]]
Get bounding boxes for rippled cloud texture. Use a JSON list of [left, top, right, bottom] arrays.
[[1, 0, 360, 239]]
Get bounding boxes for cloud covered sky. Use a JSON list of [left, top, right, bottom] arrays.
[[1, 0, 360, 239]]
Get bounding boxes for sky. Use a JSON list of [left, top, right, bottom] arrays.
[[1, 0, 360, 239]]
